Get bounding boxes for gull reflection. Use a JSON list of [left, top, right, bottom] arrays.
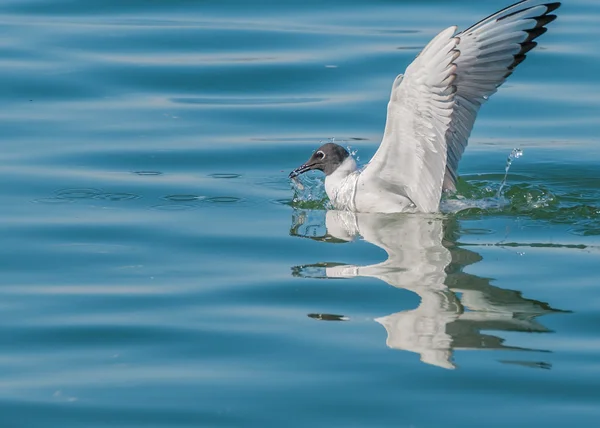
[[291, 210, 566, 369]]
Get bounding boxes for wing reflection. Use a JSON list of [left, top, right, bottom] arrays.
[[291, 210, 567, 369]]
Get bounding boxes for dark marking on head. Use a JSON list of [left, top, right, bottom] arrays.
[[289, 143, 350, 178]]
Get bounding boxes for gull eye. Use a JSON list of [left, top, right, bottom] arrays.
[[316, 150, 326, 159]]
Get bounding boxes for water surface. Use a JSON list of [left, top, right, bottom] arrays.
[[1, 0, 600, 426]]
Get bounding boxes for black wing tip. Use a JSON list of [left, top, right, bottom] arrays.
[[519, 40, 538, 56], [508, 54, 527, 71], [535, 14, 558, 28], [508, 3, 561, 71], [545, 2, 562, 14], [525, 26, 548, 43], [498, 1, 562, 22], [462, 1, 560, 36]]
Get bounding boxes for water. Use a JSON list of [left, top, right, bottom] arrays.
[[1, 0, 600, 426], [497, 148, 523, 197]]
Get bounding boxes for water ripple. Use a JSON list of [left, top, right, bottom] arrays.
[[2, 0, 600, 426]]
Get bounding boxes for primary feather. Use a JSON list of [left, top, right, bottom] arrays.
[[358, 0, 560, 212]]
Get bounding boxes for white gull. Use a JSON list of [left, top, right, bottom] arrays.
[[290, 0, 561, 213]]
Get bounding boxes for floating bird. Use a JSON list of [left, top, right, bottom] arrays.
[[289, 0, 561, 213]]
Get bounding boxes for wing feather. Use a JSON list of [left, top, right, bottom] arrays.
[[443, 1, 560, 191], [358, 26, 459, 213], [359, 0, 560, 212]]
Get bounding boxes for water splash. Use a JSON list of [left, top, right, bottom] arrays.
[[290, 171, 330, 209], [497, 148, 523, 197], [323, 136, 361, 163], [289, 138, 362, 210], [289, 144, 600, 235], [442, 148, 523, 213], [347, 145, 360, 163]]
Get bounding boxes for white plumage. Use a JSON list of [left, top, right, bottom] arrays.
[[292, 0, 561, 213]]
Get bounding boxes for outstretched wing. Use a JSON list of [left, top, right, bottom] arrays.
[[444, 0, 560, 191], [359, 26, 460, 213], [359, 0, 560, 212]]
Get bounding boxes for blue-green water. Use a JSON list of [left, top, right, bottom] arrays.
[[1, 0, 600, 426]]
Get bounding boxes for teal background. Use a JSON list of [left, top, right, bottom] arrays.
[[0, 0, 599, 426]]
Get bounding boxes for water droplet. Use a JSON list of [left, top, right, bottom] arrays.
[[497, 148, 524, 197], [510, 148, 523, 160], [291, 176, 305, 191]]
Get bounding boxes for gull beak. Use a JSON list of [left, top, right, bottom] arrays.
[[289, 163, 313, 179]]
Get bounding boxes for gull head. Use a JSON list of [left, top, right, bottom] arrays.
[[289, 143, 350, 178]]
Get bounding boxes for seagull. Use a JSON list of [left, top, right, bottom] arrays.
[[289, 0, 561, 213]]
